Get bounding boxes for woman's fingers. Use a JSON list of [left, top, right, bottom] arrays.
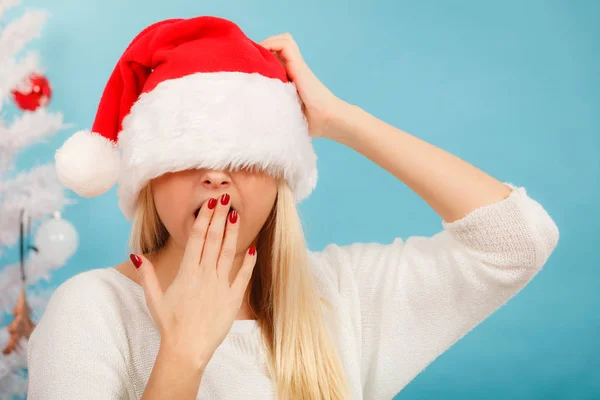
[[180, 197, 217, 276], [259, 35, 305, 82], [230, 246, 257, 296], [217, 209, 240, 283], [131, 254, 163, 319], [260, 37, 294, 61], [259, 33, 296, 47], [199, 194, 232, 275]]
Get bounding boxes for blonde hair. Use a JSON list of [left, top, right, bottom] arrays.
[[128, 178, 350, 399]]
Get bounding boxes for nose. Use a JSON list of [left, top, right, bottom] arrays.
[[200, 169, 231, 190]]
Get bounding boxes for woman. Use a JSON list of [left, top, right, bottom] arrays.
[[26, 16, 559, 400]]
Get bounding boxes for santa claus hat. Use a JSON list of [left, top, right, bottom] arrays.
[[55, 16, 317, 220]]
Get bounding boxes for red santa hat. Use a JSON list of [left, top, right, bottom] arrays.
[[55, 16, 317, 220]]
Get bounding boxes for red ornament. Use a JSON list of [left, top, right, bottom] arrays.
[[11, 73, 52, 111]]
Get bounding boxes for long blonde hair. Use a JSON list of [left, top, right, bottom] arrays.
[[128, 178, 350, 399]]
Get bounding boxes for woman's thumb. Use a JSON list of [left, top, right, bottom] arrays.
[[129, 253, 163, 312]]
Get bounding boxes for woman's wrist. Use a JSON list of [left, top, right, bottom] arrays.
[[321, 101, 363, 144], [141, 342, 206, 400], [158, 341, 208, 374]]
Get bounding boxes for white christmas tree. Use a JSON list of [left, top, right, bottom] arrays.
[[0, 1, 76, 397]]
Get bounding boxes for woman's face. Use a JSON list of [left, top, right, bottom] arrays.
[[151, 167, 277, 253]]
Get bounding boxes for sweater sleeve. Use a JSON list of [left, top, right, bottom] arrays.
[[27, 272, 134, 399], [315, 183, 559, 399]]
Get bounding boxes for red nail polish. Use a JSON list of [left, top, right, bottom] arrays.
[[221, 193, 230, 205], [229, 209, 238, 224], [130, 254, 142, 269], [207, 198, 217, 209], [248, 245, 256, 256]]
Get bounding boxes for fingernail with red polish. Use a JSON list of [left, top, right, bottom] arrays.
[[249, 245, 256, 256], [207, 198, 217, 209], [221, 193, 230, 205], [130, 254, 142, 269], [229, 209, 238, 224]]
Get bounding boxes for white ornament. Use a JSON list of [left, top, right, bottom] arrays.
[[34, 211, 78, 264]]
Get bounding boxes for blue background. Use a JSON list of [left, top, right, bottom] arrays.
[[3, 0, 599, 399]]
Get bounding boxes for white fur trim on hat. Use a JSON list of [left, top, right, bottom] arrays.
[[55, 130, 120, 197], [117, 71, 317, 219]]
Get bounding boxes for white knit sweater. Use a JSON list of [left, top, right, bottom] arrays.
[[26, 184, 559, 399]]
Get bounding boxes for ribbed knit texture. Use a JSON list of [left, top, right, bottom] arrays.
[[26, 183, 559, 399]]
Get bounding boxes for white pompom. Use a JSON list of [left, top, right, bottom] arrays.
[[55, 130, 120, 197]]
